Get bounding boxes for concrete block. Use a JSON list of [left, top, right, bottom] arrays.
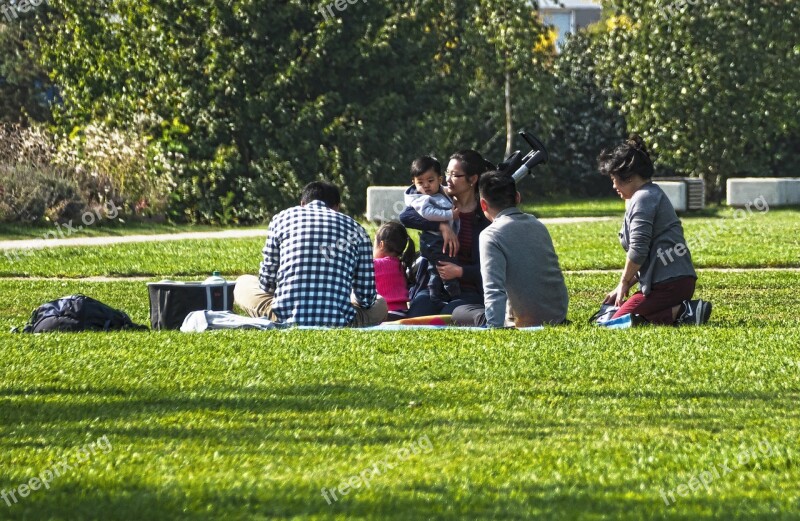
[[727, 178, 800, 207], [783, 178, 800, 205], [654, 181, 687, 212], [366, 186, 407, 222]]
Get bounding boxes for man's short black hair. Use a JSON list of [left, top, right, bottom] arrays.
[[300, 181, 341, 208], [479, 171, 517, 211]]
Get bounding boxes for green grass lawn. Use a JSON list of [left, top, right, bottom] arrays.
[[1, 272, 799, 519], [521, 196, 626, 218], [2, 207, 798, 277], [0, 195, 625, 241], [2, 199, 800, 519], [0, 220, 264, 241], [548, 207, 800, 270]]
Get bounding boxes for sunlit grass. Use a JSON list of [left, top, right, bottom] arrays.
[[1, 272, 799, 520]]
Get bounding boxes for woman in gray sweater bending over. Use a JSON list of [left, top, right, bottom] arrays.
[[599, 135, 712, 325]]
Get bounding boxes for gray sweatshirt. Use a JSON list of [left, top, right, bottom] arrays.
[[403, 186, 458, 233], [621, 182, 697, 295], [480, 207, 569, 327]]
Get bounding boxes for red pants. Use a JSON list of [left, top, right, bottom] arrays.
[[612, 276, 696, 325]]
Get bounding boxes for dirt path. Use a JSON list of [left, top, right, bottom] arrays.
[[0, 217, 613, 251]]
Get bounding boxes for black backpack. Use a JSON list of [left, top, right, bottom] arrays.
[[22, 295, 148, 333]]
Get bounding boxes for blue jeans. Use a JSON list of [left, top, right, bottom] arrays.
[[406, 288, 483, 317]]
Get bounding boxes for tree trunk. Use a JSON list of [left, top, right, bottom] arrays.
[[505, 69, 512, 157]]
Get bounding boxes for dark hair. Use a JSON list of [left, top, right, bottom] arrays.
[[410, 155, 441, 179], [597, 134, 654, 180], [450, 149, 494, 194], [375, 222, 416, 286], [479, 171, 517, 210], [300, 181, 341, 208]]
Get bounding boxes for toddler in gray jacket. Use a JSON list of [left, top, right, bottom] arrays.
[[403, 156, 461, 303]]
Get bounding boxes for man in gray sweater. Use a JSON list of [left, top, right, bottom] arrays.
[[452, 171, 569, 328]]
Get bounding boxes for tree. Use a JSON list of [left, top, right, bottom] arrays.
[[0, 16, 54, 123], [430, 0, 556, 163], [40, 0, 480, 221], [34, 0, 563, 221], [532, 29, 627, 198], [590, 0, 800, 200]]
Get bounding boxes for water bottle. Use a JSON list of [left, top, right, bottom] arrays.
[[203, 271, 226, 285], [202, 271, 230, 310]]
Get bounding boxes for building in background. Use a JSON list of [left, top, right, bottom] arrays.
[[539, 0, 602, 51]]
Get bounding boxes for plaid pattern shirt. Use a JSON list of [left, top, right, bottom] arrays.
[[258, 200, 377, 326]]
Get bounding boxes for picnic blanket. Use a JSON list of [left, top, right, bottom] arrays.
[[180, 311, 544, 332], [390, 314, 452, 326]]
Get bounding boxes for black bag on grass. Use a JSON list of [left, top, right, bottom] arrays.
[[588, 303, 620, 325], [22, 295, 147, 333], [147, 280, 235, 330]]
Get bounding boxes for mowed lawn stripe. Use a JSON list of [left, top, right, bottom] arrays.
[[2, 209, 800, 278]]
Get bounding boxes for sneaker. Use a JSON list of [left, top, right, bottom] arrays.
[[676, 299, 712, 325]]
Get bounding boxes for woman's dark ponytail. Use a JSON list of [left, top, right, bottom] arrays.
[[598, 134, 654, 180], [400, 235, 416, 286], [450, 149, 494, 177]]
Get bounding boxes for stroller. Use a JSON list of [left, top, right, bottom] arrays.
[[496, 130, 549, 181]]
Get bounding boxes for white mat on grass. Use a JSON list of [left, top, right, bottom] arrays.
[[180, 311, 545, 332]]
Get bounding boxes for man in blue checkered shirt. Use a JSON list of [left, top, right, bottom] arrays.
[[234, 182, 387, 327]]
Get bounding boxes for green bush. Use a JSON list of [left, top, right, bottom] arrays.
[[169, 146, 303, 224], [38, 1, 558, 222], [588, 2, 800, 200], [0, 164, 86, 223]]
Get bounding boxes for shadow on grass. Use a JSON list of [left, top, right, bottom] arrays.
[[3, 485, 217, 521], [1, 384, 798, 448], [1, 383, 796, 520], [3, 475, 792, 520], [0, 383, 430, 447]]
